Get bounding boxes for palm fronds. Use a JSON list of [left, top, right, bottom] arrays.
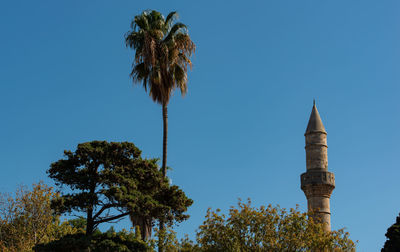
[[125, 10, 195, 105]]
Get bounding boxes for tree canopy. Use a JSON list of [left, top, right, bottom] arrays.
[[34, 227, 150, 252], [195, 199, 355, 251], [125, 10, 195, 107], [48, 141, 193, 238]]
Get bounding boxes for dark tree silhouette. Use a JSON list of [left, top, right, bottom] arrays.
[[382, 213, 400, 252], [48, 141, 192, 240]]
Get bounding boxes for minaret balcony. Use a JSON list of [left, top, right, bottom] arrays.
[[300, 170, 335, 190]]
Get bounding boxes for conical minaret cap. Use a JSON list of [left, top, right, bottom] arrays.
[[305, 101, 326, 134]]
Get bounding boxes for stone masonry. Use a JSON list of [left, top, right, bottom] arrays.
[[300, 102, 335, 232]]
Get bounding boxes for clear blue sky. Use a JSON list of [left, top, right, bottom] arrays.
[[1, 1, 399, 251]]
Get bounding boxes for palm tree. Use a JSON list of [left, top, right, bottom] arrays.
[[125, 10, 195, 178], [125, 10, 195, 243]]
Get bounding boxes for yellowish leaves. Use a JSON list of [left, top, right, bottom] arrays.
[[0, 182, 78, 252], [196, 199, 355, 251]]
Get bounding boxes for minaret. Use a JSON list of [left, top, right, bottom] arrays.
[[301, 101, 335, 231]]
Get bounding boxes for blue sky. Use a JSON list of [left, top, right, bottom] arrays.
[[1, 0, 399, 250]]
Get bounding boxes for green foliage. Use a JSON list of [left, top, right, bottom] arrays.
[[34, 233, 90, 252], [150, 226, 200, 252], [66, 217, 86, 233], [0, 182, 78, 252], [195, 199, 356, 251], [382, 213, 400, 251], [48, 141, 192, 237], [34, 227, 150, 252]]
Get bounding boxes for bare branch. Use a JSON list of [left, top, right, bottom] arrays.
[[93, 212, 130, 225]]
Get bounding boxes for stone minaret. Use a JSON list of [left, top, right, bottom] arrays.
[[300, 101, 335, 232]]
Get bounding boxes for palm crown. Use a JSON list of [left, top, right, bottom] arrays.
[[125, 10, 195, 105]]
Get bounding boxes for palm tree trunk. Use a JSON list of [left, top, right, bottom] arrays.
[[159, 103, 168, 252], [162, 103, 168, 177], [130, 214, 151, 240]]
